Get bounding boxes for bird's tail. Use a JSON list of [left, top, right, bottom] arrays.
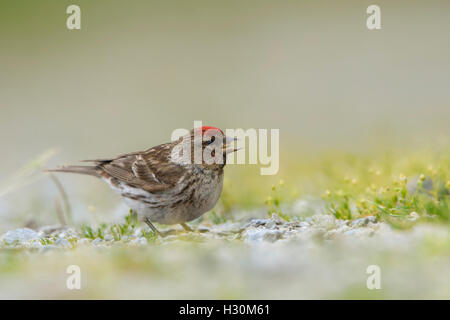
[[45, 165, 101, 178]]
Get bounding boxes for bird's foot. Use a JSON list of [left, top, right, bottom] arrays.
[[144, 218, 196, 238], [180, 223, 194, 232], [144, 218, 184, 237]]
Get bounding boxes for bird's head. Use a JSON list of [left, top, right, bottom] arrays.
[[171, 126, 238, 170], [192, 126, 238, 170]]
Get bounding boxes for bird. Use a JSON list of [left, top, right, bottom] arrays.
[[47, 126, 238, 236]]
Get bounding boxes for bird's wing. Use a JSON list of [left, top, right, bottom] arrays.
[[99, 149, 184, 193], [131, 155, 161, 183]]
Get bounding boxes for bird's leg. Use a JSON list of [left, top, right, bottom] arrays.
[[144, 217, 163, 237], [180, 223, 194, 232]]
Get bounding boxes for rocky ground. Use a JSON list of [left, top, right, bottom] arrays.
[[1, 213, 386, 250], [1, 211, 449, 299]]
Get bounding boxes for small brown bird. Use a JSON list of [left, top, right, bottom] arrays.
[[48, 126, 238, 236]]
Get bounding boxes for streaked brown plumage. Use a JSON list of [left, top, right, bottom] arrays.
[[48, 126, 238, 236]]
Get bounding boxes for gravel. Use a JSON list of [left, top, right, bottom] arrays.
[[1, 228, 41, 245], [0, 212, 388, 249], [1, 211, 449, 299]]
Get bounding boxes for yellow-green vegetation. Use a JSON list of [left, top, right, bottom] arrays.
[[80, 211, 156, 243], [218, 147, 449, 227], [265, 180, 291, 222]]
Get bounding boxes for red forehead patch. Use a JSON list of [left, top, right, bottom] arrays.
[[199, 126, 223, 135]]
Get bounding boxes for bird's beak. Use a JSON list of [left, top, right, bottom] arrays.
[[223, 136, 240, 154]]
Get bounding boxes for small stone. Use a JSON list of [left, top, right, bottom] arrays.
[[264, 220, 277, 229], [351, 216, 377, 227], [91, 238, 104, 245], [336, 219, 350, 227], [1, 228, 41, 245], [129, 237, 147, 246], [197, 226, 210, 233], [243, 228, 283, 243], [104, 235, 114, 241], [59, 228, 79, 239], [244, 219, 269, 228], [298, 222, 310, 228]]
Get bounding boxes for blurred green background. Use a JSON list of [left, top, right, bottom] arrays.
[[0, 0, 449, 229]]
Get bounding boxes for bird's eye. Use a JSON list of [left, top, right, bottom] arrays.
[[208, 136, 216, 144]]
